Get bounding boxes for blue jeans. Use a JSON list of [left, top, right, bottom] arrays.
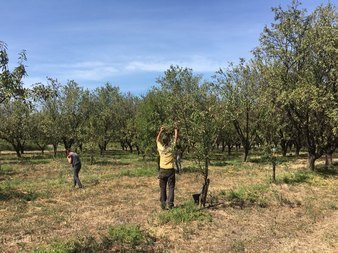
[[72, 164, 82, 188]]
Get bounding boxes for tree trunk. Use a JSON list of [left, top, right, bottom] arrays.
[[279, 130, 287, 157], [272, 158, 276, 182], [126, 141, 133, 153], [99, 144, 104, 156], [135, 145, 140, 155], [20, 143, 25, 154], [53, 144, 58, 157], [307, 154, 316, 171], [325, 153, 333, 167], [227, 144, 232, 156], [281, 141, 287, 157], [12, 144, 21, 158], [243, 149, 248, 162], [295, 144, 301, 157], [53, 143, 58, 157]]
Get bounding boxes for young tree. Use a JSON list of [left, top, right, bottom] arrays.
[[0, 99, 31, 157], [59, 81, 90, 151], [119, 93, 140, 153], [37, 78, 62, 156], [28, 111, 50, 154], [85, 83, 124, 155], [0, 41, 27, 104], [216, 59, 264, 161], [157, 65, 221, 207], [135, 88, 168, 157]]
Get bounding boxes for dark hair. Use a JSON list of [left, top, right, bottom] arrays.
[[162, 133, 170, 146]]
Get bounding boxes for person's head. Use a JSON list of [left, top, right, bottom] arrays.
[[161, 133, 171, 146], [66, 149, 71, 156]]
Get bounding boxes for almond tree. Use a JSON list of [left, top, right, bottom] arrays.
[[215, 59, 264, 161], [157, 65, 221, 207], [59, 81, 90, 151], [256, 0, 337, 170], [0, 41, 27, 104], [0, 99, 31, 157], [85, 83, 124, 155]]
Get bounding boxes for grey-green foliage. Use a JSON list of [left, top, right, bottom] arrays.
[[135, 88, 169, 156], [84, 83, 124, 154], [40, 78, 63, 155], [254, 1, 337, 169], [0, 41, 27, 104], [215, 59, 266, 161], [0, 99, 32, 157], [58, 80, 90, 149], [155, 65, 221, 179]]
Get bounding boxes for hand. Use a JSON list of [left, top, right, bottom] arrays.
[[160, 126, 165, 131]]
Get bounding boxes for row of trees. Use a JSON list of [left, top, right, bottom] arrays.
[[0, 1, 337, 172]]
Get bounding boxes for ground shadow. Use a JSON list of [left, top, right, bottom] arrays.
[[0, 189, 39, 202], [315, 167, 338, 178], [93, 160, 130, 166]]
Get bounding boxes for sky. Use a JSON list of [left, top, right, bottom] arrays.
[[2, 0, 332, 95]]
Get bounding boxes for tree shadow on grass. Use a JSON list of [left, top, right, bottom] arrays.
[[180, 166, 202, 174], [315, 166, 338, 178], [94, 161, 130, 166], [0, 168, 17, 180], [0, 189, 39, 202]]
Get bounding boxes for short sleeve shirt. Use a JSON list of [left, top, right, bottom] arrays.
[[157, 141, 175, 169]]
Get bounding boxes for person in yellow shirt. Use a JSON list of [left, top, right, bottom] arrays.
[[156, 126, 178, 210]]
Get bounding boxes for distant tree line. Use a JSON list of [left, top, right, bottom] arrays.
[[0, 1, 336, 171]]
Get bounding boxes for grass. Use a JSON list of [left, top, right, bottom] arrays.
[[219, 183, 270, 208], [277, 171, 314, 184], [34, 224, 155, 252], [117, 166, 157, 177], [0, 150, 337, 252], [157, 201, 212, 224]]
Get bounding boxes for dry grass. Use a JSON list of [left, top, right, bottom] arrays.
[[0, 151, 337, 252]]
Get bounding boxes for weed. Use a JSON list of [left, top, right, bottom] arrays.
[[158, 201, 212, 224], [33, 236, 99, 253], [34, 225, 154, 252], [222, 184, 269, 208], [0, 165, 16, 176], [328, 202, 337, 210], [103, 224, 155, 249], [118, 167, 156, 177], [229, 239, 246, 252], [22, 190, 40, 201], [278, 171, 313, 184], [210, 160, 228, 167]]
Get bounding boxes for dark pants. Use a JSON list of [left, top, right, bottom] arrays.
[[159, 168, 175, 208], [72, 164, 82, 188]]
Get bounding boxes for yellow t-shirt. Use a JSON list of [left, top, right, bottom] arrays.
[[157, 141, 175, 169]]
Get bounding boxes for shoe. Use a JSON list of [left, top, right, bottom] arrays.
[[161, 203, 166, 210]]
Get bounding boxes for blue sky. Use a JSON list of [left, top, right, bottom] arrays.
[[2, 0, 330, 95]]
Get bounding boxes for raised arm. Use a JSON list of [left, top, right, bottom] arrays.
[[173, 128, 178, 144], [156, 127, 165, 143]]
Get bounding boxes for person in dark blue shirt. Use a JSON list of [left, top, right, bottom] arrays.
[[66, 149, 83, 188]]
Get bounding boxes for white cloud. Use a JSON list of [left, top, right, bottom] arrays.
[[25, 55, 222, 88], [124, 56, 222, 73]]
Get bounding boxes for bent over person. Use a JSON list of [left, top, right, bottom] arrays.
[[156, 127, 178, 210], [66, 149, 83, 188]]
